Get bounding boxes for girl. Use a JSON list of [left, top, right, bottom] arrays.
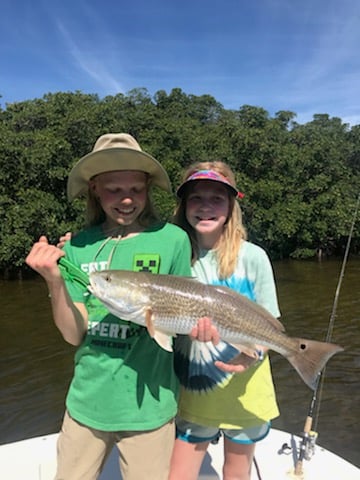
[[169, 162, 281, 480], [26, 133, 192, 480]]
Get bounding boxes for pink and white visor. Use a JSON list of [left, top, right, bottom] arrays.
[[177, 169, 244, 199]]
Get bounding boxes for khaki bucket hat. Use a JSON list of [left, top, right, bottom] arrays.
[[67, 133, 172, 201]]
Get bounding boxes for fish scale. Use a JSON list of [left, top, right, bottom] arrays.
[[131, 277, 290, 352]]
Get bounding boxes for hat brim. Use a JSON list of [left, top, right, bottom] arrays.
[[177, 178, 238, 198], [67, 148, 172, 200]]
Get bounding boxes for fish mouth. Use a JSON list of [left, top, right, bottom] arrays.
[[87, 275, 98, 295]]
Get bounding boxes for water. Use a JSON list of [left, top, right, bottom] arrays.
[[271, 258, 360, 468], [0, 259, 359, 468]]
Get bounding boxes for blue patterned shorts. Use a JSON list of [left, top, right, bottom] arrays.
[[176, 417, 270, 445]]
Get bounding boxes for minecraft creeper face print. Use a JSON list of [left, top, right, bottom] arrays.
[[133, 254, 160, 274]]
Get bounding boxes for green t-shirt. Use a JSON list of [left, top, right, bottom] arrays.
[[62, 222, 192, 431]]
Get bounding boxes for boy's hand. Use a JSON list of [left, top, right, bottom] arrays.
[[26, 236, 64, 281]]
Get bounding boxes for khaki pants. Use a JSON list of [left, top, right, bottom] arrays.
[[55, 411, 175, 480]]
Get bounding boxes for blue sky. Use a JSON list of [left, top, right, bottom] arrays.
[[1, 0, 359, 125]]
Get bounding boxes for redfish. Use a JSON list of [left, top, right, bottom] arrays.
[[88, 270, 343, 390]]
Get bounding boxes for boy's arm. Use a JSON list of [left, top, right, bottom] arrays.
[[26, 236, 88, 346]]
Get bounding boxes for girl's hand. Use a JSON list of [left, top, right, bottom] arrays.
[[215, 353, 258, 373], [190, 316, 220, 344], [57, 231, 72, 249], [190, 317, 266, 373], [216, 345, 267, 373]]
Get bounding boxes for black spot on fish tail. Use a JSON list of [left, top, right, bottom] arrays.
[[174, 336, 239, 392], [286, 338, 344, 390]]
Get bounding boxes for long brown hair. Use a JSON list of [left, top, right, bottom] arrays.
[[173, 161, 247, 279]]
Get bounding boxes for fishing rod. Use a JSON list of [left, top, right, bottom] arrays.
[[294, 193, 360, 477]]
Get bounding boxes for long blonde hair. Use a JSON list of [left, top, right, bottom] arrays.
[[173, 161, 247, 279]]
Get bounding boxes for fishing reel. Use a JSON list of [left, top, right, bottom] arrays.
[[279, 430, 318, 460], [297, 430, 318, 461], [278, 431, 318, 479]]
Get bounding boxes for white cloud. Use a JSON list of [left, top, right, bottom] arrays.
[[55, 20, 125, 95]]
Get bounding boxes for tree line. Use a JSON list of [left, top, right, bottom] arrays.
[[0, 88, 359, 278]]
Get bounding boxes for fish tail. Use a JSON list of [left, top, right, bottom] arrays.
[[286, 338, 344, 390], [174, 336, 239, 392]]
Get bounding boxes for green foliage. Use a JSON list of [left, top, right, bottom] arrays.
[[0, 88, 359, 275]]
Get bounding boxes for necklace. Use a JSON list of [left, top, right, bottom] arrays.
[[92, 223, 144, 269], [92, 225, 125, 268]]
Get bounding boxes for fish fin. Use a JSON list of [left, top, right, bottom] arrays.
[[214, 284, 285, 332], [174, 336, 239, 392], [145, 307, 173, 352], [145, 307, 155, 337], [264, 315, 285, 332], [153, 330, 173, 352], [231, 343, 258, 359], [286, 338, 344, 390], [221, 352, 260, 370]]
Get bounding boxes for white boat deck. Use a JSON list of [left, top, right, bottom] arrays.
[[0, 428, 359, 480]]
